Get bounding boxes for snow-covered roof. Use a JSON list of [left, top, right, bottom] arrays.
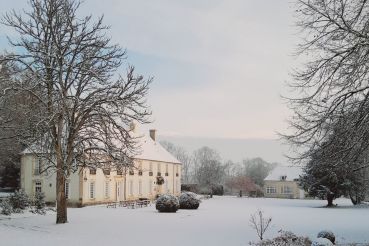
[[21, 126, 181, 164], [132, 131, 181, 164], [264, 166, 303, 181]]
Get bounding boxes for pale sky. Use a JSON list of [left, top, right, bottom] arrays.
[[0, 0, 298, 140]]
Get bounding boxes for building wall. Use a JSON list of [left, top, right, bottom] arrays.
[[21, 154, 182, 206], [81, 159, 181, 205], [20, 154, 80, 205], [264, 180, 304, 199]]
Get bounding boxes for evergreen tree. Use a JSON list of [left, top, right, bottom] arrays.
[[31, 192, 46, 215]]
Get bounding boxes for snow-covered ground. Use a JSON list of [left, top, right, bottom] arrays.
[[0, 197, 368, 246]]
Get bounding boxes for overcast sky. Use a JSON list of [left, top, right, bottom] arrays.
[[0, 0, 299, 140]]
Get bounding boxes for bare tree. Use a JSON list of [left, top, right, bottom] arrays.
[[282, 0, 369, 202], [160, 141, 192, 184], [0, 0, 151, 223], [284, 0, 369, 159], [192, 146, 225, 189], [249, 210, 272, 241]]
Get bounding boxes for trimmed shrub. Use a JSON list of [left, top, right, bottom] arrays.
[[317, 230, 335, 244], [9, 190, 30, 213], [1, 198, 12, 215], [312, 238, 333, 246], [31, 192, 46, 215], [156, 194, 179, 213], [179, 192, 200, 209]]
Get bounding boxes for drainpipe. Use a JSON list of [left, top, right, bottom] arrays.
[[173, 164, 175, 195], [124, 166, 127, 201]]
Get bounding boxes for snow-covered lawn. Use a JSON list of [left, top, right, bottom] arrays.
[[0, 197, 368, 246]]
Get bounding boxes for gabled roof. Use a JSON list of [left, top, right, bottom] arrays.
[[21, 127, 181, 165], [133, 132, 181, 164], [264, 166, 302, 181]]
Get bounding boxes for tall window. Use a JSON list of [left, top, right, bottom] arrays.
[[157, 163, 161, 172], [165, 180, 169, 193], [105, 181, 110, 198], [165, 164, 168, 174], [65, 182, 70, 199], [34, 158, 42, 175], [35, 181, 42, 193], [139, 180, 142, 195], [89, 182, 95, 199]]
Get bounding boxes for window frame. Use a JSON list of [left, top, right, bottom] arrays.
[[35, 180, 42, 193], [266, 186, 276, 194]]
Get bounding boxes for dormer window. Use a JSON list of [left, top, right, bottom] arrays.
[[89, 168, 97, 175], [103, 168, 110, 176], [280, 175, 287, 181]]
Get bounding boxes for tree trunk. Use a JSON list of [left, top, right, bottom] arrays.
[[56, 162, 67, 224], [326, 193, 334, 207], [349, 192, 358, 205]]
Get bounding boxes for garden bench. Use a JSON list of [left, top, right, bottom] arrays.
[[106, 202, 117, 208]]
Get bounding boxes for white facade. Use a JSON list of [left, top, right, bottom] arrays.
[[20, 129, 182, 206]]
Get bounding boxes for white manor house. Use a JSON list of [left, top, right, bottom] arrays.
[[20, 126, 182, 206]]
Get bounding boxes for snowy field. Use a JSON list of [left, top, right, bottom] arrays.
[[0, 196, 369, 246]]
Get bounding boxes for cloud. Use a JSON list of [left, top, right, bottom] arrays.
[[0, 0, 297, 139]]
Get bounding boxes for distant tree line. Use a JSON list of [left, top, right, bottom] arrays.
[[160, 141, 276, 196]]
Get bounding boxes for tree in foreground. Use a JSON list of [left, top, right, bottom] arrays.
[[284, 0, 369, 203], [0, 0, 151, 223], [300, 115, 369, 206]]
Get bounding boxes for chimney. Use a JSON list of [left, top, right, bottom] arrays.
[[149, 129, 156, 141]]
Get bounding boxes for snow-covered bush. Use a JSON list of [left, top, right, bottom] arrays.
[[31, 192, 46, 215], [155, 194, 179, 213], [250, 231, 312, 246], [179, 192, 200, 209], [312, 238, 333, 246], [9, 190, 30, 213], [317, 230, 335, 244], [1, 198, 12, 215]]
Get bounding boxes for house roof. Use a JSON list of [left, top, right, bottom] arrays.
[[264, 166, 303, 181], [132, 132, 181, 164], [21, 125, 181, 164]]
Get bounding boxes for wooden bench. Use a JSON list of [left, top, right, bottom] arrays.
[[137, 199, 151, 207], [106, 202, 117, 208]]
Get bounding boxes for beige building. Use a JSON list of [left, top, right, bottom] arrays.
[[264, 166, 305, 199], [20, 127, 181, 206]]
